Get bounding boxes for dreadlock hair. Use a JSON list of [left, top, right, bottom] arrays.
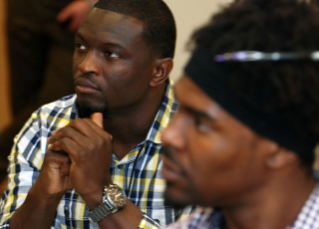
[[94, 0, 176, 58], [191, 0, 319, 169]]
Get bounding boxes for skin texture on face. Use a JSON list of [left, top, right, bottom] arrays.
[[73, 8, 157, 116], [161, 75, 279, 208]]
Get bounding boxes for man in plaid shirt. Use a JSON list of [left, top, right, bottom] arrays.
[[161, 0, 319, 228], [0, 0, 189, 228]]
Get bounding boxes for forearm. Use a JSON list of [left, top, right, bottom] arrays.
[[98, 200, 143, 229], [10, 186, 62, 229], [81, 180, 143, 229]]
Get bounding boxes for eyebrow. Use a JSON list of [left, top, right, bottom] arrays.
[[185, 107, 216, 121], [103, 42, 125, 51], [75, 33, 85, 40], [75, 33, 125, 51]]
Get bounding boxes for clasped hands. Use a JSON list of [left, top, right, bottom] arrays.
[[35, 113, 113, 207]]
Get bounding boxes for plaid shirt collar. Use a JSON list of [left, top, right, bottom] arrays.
[[288, 175, 319, 229], [72, 78, 176, 145], [84, 79, 176, 165], [111, 79, 177, 165], [145, 78, 176, 144]]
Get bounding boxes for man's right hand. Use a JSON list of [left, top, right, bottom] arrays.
[[10, 113, 108, 229], [31, 149, 72, 198], [10, 150, 73, 229]]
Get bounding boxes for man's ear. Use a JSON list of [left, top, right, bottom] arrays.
[[266, 146, 298, 170], [150, 58, 173, 87]]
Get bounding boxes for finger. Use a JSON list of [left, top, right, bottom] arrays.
[[57, 4, 74, 23], [60, 157, 71, 176], [46, 150, 71, 169], [48, 126, 88, 147], [57, 9, 71, 23], [90, 113, 103, 128], [47, 129, 58, 143], [50, 150, 71, 176], [82, 118, 112, 140], [49, 119, 110, 147], [70, 117, 109, 140], [49, 137, 83, 161], [67, 19, 80, 33]]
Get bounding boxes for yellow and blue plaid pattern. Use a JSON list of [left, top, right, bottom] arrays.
[[0, 81, 184, 229]]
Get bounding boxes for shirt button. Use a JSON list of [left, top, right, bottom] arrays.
[[118, 165, 124, 169], [64, 209, 69, 217]]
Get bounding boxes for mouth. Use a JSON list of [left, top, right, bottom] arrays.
[[161, 154, 186, 183], [75, 78, 99, 95]]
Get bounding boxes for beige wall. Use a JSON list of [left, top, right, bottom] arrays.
[[165, 0, 233, 81], [0, 0, 11, 133]]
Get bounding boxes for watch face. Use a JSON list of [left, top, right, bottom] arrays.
[[107, 185, 127, 208]]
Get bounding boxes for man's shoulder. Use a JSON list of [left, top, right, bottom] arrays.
[[15, 94, 77, 146], [13, 94, 78, 170], [27, 94, 78, 132], [39, 94, 77, 113]]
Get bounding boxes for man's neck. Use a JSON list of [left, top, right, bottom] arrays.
[[222, 169, 316, 229], [103, 84, 167, 160]]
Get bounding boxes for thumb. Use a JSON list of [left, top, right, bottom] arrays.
[[90, 113, 103, 128], [57, 9, 70, 23]]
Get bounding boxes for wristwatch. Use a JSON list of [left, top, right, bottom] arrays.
[[87, 184, 127, 222]]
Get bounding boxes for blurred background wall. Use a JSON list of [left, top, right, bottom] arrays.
[[165, 0, 233, 81], [0, 0, 11, 134]]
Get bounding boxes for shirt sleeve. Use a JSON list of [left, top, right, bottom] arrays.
[[0, 113, 42, 228], [138, 213, 163, 229]]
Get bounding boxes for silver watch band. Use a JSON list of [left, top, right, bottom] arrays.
[[87, 202, 112, 222], [87, 184, 127, 222], [87, 194, 118, 222]]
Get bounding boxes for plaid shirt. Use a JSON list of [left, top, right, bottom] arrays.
[[0, 81, 186, 229], [165, 176, 319, 229]]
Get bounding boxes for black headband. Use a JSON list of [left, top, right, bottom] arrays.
[[184, 46, 317, 156]]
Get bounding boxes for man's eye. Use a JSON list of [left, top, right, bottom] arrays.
[[76, 43, 86, 50], [197, 123, 211, 132], [195, 118, 211, 132], [106, 52, 120, 58], [110, 53, 120, 58]]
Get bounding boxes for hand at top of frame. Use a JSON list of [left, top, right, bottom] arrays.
[[57, 0, 93, 33]]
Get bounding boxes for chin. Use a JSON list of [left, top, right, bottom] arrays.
[[76, 101, 109, 119], [164, 192, 189, 210], [165, 183, 217, 208], [164, 183, 194, 209]]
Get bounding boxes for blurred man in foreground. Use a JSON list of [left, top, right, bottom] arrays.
[[161, 0, 319, 228]]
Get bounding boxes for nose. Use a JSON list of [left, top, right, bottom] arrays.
[[78, 51, 101, 75], [161, 112, 186, 150]]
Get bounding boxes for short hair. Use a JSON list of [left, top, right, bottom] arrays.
[[94, 0, 176, 58], [191, 0, 319, 168]]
